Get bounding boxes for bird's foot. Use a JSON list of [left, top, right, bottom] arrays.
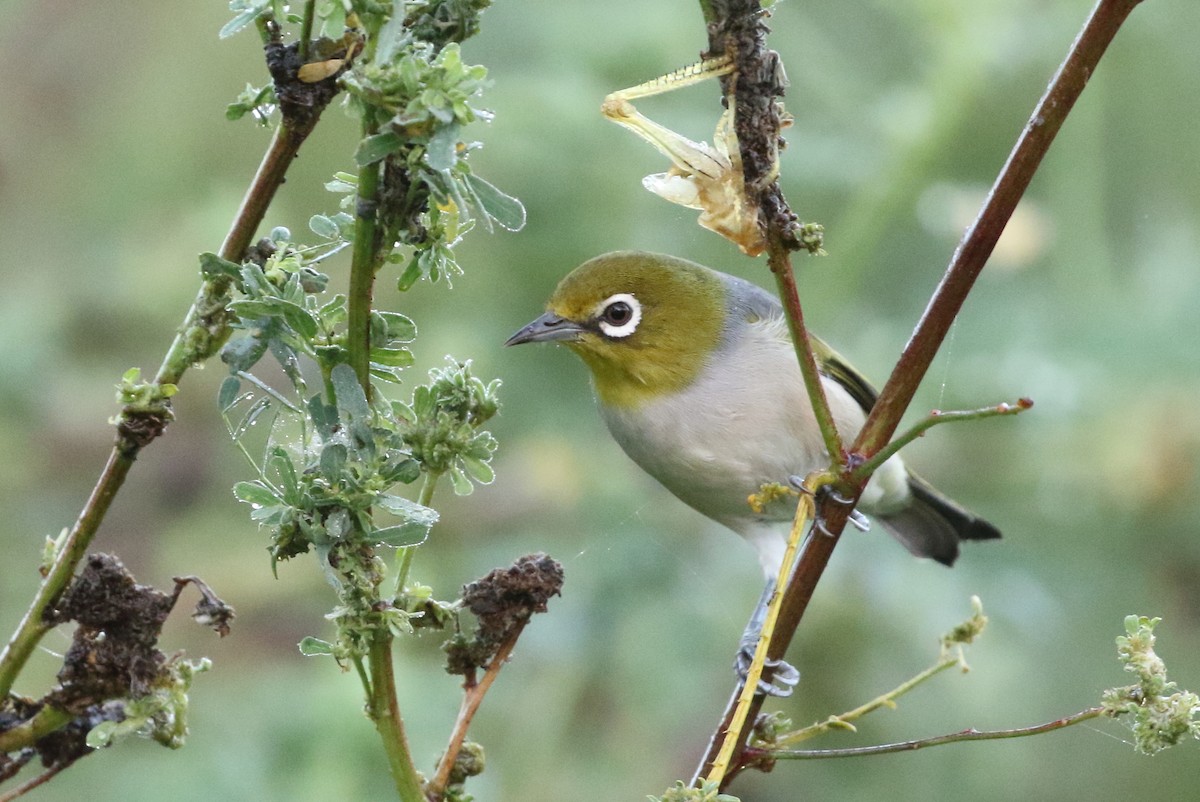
[[847, 509, 871, 532], [735, 641, 800, 697]]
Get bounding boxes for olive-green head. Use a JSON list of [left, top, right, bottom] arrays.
[[506, 251, 727, 408]]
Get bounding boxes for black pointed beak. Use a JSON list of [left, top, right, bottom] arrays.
[[505, 312, 587, 346]]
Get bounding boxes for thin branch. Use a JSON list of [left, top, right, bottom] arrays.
[[0, 705, 73, 754], [693, 0, 1146, 788], [395, 469, 442, 594], [0, 449, 134, 699], [767, 236, 845, 470], [849, 398, 1032, 483], [774, 654, 962, 747], [851, 0, 1144, 461], [426, 626, 524, 799], [367, 633, 426, 801], [0, 761, 70, 802], [752, 707, 1107, 762], [0, 51, 337, 707], [347, 148, 382, 396]]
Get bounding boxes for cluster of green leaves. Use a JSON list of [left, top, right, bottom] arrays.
[[1103, 616, 1200, 755], [216, 233, 498, 561], [212, 229, 418, 388], [212, 231, 500, 667], [342, 39, 524, 288], [86, 658, 212, 751], [395, 358, 499, 495], [650, 780, 739, 802]]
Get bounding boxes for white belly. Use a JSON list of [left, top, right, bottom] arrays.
[[599, 319, 908, 537]]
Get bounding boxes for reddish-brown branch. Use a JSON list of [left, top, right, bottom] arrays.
[[694, 0, 1147, 789]]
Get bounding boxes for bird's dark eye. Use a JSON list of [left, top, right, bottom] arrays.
[[602, 301, 633, 326]]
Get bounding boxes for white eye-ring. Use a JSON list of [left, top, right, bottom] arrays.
[[596, 293, 641, 338]]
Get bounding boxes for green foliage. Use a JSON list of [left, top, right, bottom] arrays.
[[86, 658, 212, 750], [394, 358, 500, 494], [226, 82, 277, 124], [114, 368, 177, 415], [1102, 616, 1200, 755], [650, 780, 740, 802]]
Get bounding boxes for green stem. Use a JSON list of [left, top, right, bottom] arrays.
[[0, 704, 73, 753], [756, 707, 1107, 761], [348, 151, 382, 396], [0, 450, 133, 699], [766, 235, 845, 471], [849, 398, 1032, 483], [774, 656, 960, 747], [298, 0, 317, 62], [367, 632, 425, 801], [395, 470, 441, 593]]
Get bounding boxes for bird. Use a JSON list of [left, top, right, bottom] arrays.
[[507, 250, 1000, 579]]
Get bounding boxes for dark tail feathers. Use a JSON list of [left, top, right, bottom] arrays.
[[875, 473, 1001, 567]]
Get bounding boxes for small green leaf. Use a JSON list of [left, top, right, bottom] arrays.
[[450, 466, 474, 496], [370, 347, 414, 368], [309, 214, 341, 240], [319, 443, 347, 480], [376, 494, 440, 525], [325, 508, 352, 540], [325, 173, 357, 193], [355, 131, 405, 166], [219, 3, 269, 39], [234, 481, 281, 507], [461, 454, 495, 484], [307, 394, 337, 441], [425, 123, 460, 171], [218, 377, 242, 411], [317, 295, 348, 327], [199, 252, 242, 279], [380, 456, 421, 485], [330, 363, 374, 455], [464, 173, 526, 232], [298, 636, 334, 656], [228, 299, 279, 320], [376, 311, 416, 342], [220, 336, 269, 373], [269, 447, 299, 498], [278, 301, 318, 340], [397, 260, 422, 291], [372, 521, 433, 548]]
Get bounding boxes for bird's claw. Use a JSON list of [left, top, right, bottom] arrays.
[[848, 509, 871, 532], [735, 643, 801, 698], [786, 475, 815, 494]]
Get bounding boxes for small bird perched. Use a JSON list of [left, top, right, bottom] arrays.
[[507, 250, 1000, 581]]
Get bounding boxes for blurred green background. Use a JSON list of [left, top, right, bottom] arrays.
[[2, 1, 1199, 800]]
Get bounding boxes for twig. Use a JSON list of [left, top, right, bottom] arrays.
[[851, 0, 1144, 461], [367, 633, 426, 802], [849, 399, 1033, 483], [766, 236, 845, 470], [347, 131, 382, 396], [774, 654, 962, 747], [0, 705, 72, 754], [693, 0, 1146, 789], [0, 52, 335, 715], [0, 762, 70, 802], [426, 626, 524, 799], [750, 707, 1107, 762], [705, 488, 815, 784]]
